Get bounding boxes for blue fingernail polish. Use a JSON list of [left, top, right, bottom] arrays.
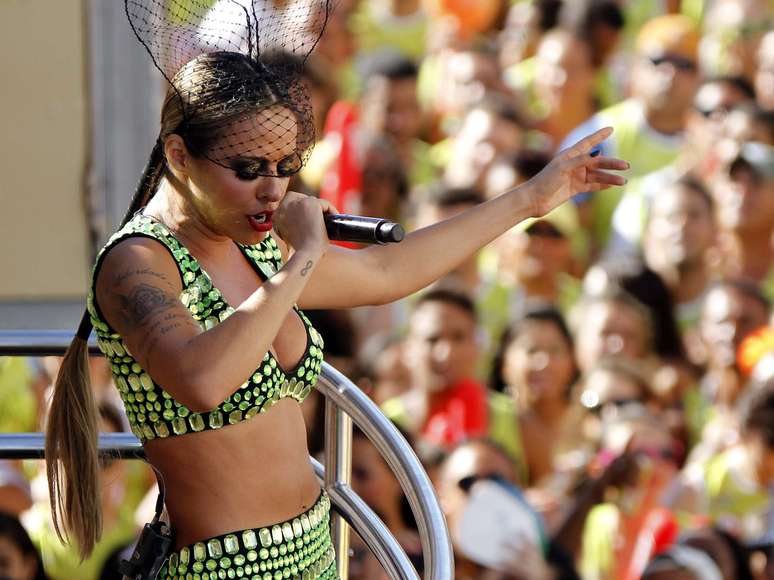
[[590, 149, 600, 157]]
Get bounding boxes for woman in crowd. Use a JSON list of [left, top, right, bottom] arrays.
[[491, 306, 579, 486]]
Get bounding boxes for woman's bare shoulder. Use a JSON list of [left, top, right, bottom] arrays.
[[95, 236, 184, 331], [97, 236, 182, 293]]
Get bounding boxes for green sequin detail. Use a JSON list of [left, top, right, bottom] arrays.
[[89, 214, 324, 444]]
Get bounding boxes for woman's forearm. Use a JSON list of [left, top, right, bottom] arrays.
[[364, 182, 536, 303], [299, 127, 627, 310]]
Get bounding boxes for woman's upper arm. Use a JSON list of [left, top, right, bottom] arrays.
[[95, 237, 203, 391]]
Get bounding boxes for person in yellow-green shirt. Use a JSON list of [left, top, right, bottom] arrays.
[[349, 0, 428, 61], [560, 14, 701, 249], [505, 29, 598, 151], [488, 306, 579, 487], [478, 200, 585, 352], [607, 75, 757, 261], [671, 382, 774, 548]]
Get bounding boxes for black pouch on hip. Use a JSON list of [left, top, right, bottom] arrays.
[[119, 465, 174, 580]]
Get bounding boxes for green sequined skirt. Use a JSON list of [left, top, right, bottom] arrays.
[[160, 492, 337, 580]]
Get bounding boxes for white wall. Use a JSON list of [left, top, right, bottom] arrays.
[[0, 0, 90, 299]]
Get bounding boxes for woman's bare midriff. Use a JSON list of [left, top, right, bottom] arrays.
[[144, 398, 321, 549]]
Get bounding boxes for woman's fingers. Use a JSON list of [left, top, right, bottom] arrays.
[[567, 153, 629, 171], [562, 126, 614, 158], [586, 169, 627, 186], [591, 156, 630, 171]]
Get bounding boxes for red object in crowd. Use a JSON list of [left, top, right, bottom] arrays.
[[422, 378, 489, 448], [319, 101, 362, 249], [624, 507, 679, 580], [423, 0, 501, 39]]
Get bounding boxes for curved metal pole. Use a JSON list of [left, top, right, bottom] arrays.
[[317, 364, 454, 580]]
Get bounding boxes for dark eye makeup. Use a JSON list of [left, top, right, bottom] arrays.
[[231, 153, 302, 180], [277, 153, 302, 176]]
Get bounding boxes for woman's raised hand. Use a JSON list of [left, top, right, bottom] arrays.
[[525, 127, 629, 218], [273, 191, 336, 254]]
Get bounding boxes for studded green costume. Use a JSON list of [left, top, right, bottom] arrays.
[[88, 212, 335, 579], [159, 492, 336, 580], [87, 213, 325, 443]]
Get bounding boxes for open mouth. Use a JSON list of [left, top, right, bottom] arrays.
[[247, 211, 273, 232]]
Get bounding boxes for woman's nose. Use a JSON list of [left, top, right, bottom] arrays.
[[258, 178, 286, 203]]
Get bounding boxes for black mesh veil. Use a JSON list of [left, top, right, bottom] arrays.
[[124, 0, 331, 176]]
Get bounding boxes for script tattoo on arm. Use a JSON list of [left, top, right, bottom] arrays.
[[112, 267, 168, 287], [301, 260, 314, 276], [137, 311, 200, 370]]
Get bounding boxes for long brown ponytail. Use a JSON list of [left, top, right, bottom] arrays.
[[45, 139, 165, 559]]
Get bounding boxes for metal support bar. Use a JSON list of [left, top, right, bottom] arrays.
[[317, 365, 453, 580], [324, 398, 352, 580], [0, 433, 144, 461], [0, 330, 101, 356]]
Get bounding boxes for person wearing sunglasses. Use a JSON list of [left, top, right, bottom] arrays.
[[607, 75, 755, 262], [559, 14, 700, 252]]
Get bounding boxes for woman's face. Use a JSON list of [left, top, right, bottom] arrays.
[[576, 302, 650, 373], [181, 106, 299, 244], [534, 33, 595, 112], [646, 184, 715, 270], [701, 286, 769, 368], [503, 319, 576, 404], [713, 162, 774, 234], [0, 536, 37, 580]]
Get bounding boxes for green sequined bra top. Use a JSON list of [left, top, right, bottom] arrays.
[[87, 213, 324, 443]]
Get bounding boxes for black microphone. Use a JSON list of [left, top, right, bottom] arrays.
[[324, 214, 405, 244]]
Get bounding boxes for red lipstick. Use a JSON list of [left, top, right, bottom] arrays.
[[247, 211, 273, 233]]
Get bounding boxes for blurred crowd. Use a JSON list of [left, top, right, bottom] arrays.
[[1, 0, 774, 578]]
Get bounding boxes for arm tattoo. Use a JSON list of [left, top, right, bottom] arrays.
[[136, 310, 200, 372], [301, 260, 314, 276], [118, 283, 178, 328]]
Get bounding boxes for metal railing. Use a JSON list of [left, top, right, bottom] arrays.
[[0, 330, 454, 580]]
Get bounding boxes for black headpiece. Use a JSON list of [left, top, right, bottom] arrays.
[[125, 0, 331, 176]]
